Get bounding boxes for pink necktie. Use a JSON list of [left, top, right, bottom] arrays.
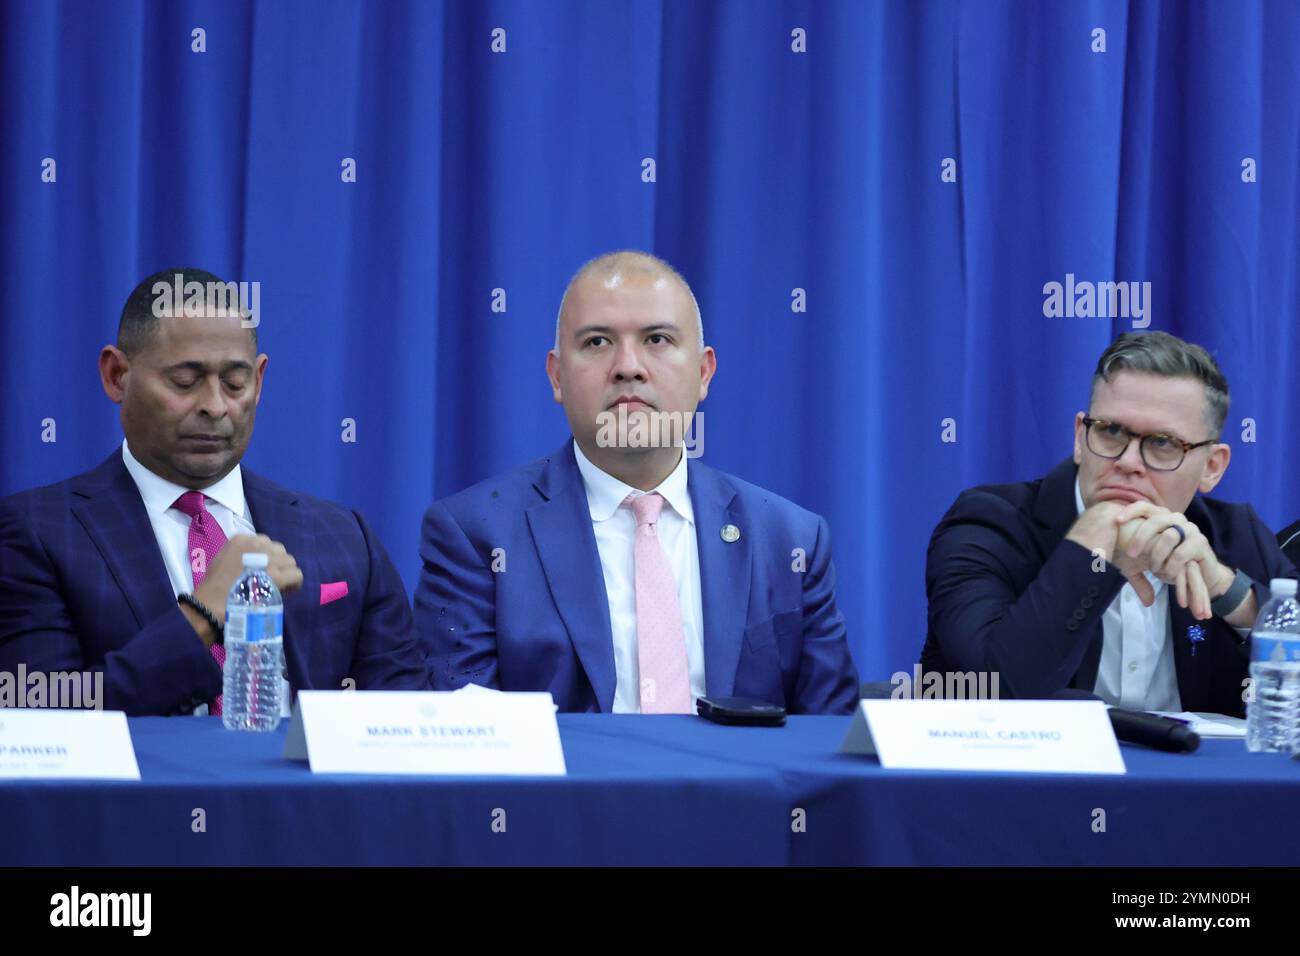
[[625, 493, 692, 714], [174, 491, 229, 715]]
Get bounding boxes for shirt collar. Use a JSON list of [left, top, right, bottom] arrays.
[[572, 440, 694, 526], [121, 439, 247, 520]]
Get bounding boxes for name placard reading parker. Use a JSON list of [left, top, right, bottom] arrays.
[[0, 709, 140, 780]]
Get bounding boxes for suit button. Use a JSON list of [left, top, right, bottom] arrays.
[[1088, 585, 1100, 597], [1081, 597, 1094, 609], [1066, 621, 1079, 632], [1072, 608, 1086, 621]]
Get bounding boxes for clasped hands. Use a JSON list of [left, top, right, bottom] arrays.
[[1067, 501, 1235, 621]]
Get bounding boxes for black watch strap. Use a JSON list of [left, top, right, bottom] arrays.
[[178, 592, 224, 643], [1210, 568, 1253, 619]]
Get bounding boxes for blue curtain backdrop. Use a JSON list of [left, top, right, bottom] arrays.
[[2, 0, 1298, 683]]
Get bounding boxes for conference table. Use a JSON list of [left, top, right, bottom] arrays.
[[2, 714, 1297, 866]]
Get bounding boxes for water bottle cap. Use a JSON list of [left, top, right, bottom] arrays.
[[242, 552, 269, 569], [1269, 578, 1297, 596]]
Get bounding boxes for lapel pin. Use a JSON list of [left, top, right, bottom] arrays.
[[720, 524, 740, 543], [1187, 624, 1205, 657]]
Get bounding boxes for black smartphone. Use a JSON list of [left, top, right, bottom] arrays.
[[696, 696, 787, 727]]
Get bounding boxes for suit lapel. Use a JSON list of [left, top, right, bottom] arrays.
[[527, 443, 617, 711], [241, 472, 316, 678], [1034, 458, 1106, 690], [1031, 457, 1086, 549], [1169, 600, 1211, 710], [69, 451, 178, 630], [1169, 496, 1215, 711], [688, 461, 751, 699]]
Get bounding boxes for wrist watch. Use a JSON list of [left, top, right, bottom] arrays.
[[1209, 568, 1253, 619]]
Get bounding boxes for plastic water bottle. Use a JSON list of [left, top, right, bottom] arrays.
[[222, 553, 285, 732], [1246, 578, 1300, 753]]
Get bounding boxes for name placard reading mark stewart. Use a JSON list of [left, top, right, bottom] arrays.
[[283, 690, 566, 776]]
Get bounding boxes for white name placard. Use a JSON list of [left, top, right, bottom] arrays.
[[0, 710, 140, 780], [283, 690, 566, 776], [841, 699, 1126, 775]]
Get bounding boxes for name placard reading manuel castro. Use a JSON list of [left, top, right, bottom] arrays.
[[841, 699, 1126, 774]]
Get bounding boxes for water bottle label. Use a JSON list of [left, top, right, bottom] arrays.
[[245, 611, 283, 644], [1250, 634, 1300, 664], [224, 609, 283, 643]]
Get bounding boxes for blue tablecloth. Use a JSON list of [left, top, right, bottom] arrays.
[[2, 715, 1297, 866]]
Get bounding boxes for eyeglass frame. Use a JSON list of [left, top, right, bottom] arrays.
[[1080, 416, 1218, 472]]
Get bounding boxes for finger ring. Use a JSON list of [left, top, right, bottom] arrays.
[[1168, 524, 1186, 546]]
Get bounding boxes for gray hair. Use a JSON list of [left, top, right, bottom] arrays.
[[554, 250, 704, 352], [1091, 331, 1230, 438]]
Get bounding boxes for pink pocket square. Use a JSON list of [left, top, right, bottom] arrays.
[[320, 581, 349, 605]]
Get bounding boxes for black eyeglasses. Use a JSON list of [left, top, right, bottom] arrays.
[[1081, 416, 1217, 472]]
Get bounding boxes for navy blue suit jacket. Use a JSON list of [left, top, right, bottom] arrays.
[[0, 450, 428, 715], [921, 457, 1296, 716], [1279, 519, 1300, 569], [415, 440, 859, 714]]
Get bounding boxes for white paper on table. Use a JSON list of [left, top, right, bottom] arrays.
[[453, 682, 559, 712], [1151, 711, 1247, 738]]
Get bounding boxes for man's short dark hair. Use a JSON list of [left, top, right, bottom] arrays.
[[1091, 331, 1229, 438], [118, 267, 256, 355]]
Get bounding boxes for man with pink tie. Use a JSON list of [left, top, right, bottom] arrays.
[[416, 251, 858, 714], [0, 268, 427, 715]]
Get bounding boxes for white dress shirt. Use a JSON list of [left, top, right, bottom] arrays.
[[121, 440, 260, 716], [1075, 480, 1182, 711], [573, 442, 706, 713], [121, 440, 256, 596]]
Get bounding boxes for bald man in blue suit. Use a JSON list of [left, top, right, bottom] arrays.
[[416, 252, 858, 714]]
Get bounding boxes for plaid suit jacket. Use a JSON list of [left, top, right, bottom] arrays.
[[0, 449, 427, 715]]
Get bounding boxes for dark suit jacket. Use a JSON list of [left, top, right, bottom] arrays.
[[0, 449, 428, 715], [1279, 519, 1300, 569], [415, 439, 859, 714], [921, 457, 1295, 716]]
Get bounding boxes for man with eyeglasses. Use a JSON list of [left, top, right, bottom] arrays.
[[921, 332, 1295, 715]]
